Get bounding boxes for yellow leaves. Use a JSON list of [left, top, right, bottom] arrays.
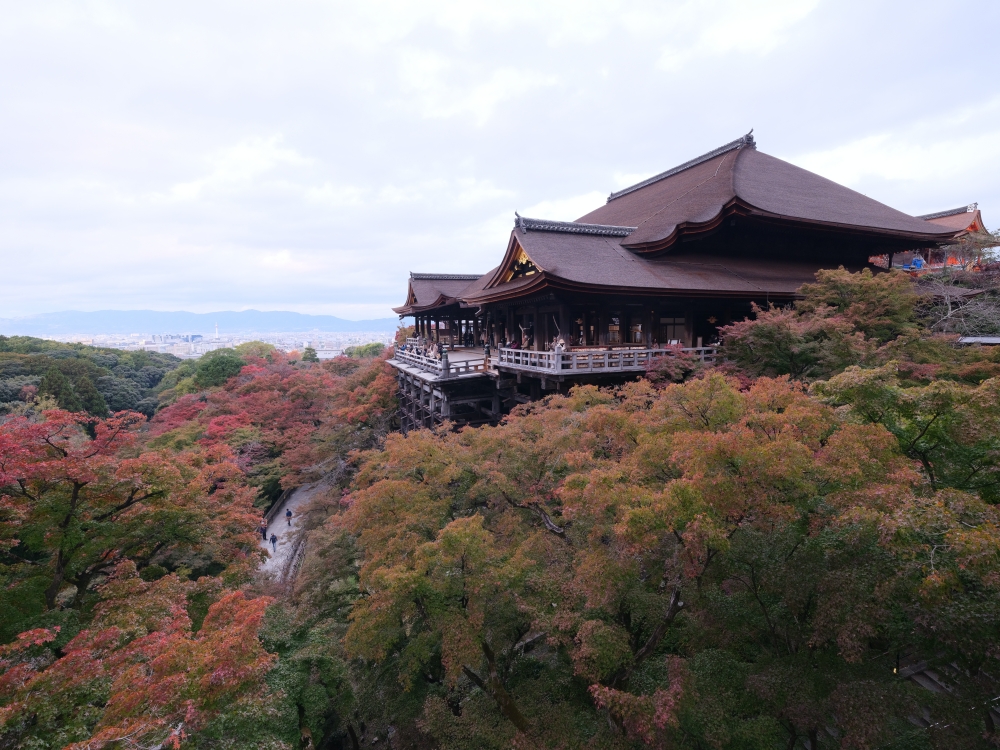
[[817, 423, 921, 495], [917, 569, 960, 604], [570, 548, 636, 612], [341, 479, 452, 571], [432, 515, 495, 572], [436, 612, 481, 687], [655, 372, 744, 431], [742, 375, 834, 448]]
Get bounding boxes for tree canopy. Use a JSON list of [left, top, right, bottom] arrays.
[[5, 268, 1000, 748]]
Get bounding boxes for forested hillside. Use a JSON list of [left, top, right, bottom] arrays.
[[0, 337, 184, 419], [4, 269, 1000, 749]]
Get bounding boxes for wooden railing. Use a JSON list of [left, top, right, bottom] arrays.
[[391, 348, 487, 378], [494, 346, 718, 373], [394, 344, 718, 377]]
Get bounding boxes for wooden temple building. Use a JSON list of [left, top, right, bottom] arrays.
[[389, 132, 975, 431]]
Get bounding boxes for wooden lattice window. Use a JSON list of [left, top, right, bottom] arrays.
[[608, 317, 621, 345]]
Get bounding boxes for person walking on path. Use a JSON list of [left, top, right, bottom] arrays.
[[259, 517, 268, 541], [285, 508, 293, 526], [270, 533, 277, 553]]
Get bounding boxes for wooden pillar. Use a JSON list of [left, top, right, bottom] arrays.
[[532, 306, 540, 351], [558, 304, 570, 344]]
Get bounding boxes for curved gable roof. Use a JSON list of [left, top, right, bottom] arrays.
[[460, 225, 820, 305], [575, 134, 959, 253]]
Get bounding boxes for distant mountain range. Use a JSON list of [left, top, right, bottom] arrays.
[[0, 310, 401, 336]]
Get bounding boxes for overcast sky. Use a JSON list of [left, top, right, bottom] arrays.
[[2, 0, 998, 320]]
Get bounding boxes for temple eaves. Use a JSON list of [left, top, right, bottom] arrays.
[[916, 203, 979, 220], [513, 213, 636, 237], [606, 130, 756, 203]]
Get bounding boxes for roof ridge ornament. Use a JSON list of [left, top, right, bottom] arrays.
[[410, 272, 483, 280], [513, 215, 637, 237], [606, 129, 756, 203]]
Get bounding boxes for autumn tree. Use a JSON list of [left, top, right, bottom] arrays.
[[0, 562, 285, 749], [330, 375, 1000, 748], [0, 410, 261, 634]]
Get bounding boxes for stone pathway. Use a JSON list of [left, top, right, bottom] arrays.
[[259, 482, 325, 581]]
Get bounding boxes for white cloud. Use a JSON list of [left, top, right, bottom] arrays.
[[521, 192, 607, 222], [1, 0, 999, 319], [655, 0, 821, 71], [167, 135, 311, 200], [257, 249, 314, 273], [791, 97, 1000, 193], [396, 48, 558, 125]]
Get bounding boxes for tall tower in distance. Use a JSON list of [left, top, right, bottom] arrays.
[[215, 322, 219, 340]]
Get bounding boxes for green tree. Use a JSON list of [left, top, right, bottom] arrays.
[[302, 346, 319, 362], [194, 350, 245, 388], [72, 376, 108, 417], [720, 302, 870, 380], [720, 267, 927, 381], [234, 341, 277, 360], [96, 375, 142, 412], [344, 342, 384, 358], [38, 367, 83, 412], [813, 364, 1000, 501], [798, 266, 920, 343]]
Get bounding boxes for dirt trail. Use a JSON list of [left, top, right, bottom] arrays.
[[259, 482, 326, 582]]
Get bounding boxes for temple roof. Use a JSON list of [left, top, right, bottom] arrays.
[[576, 133, 959, 254], [395, 134, 974, 314], [392, 272, 486, 315], [918, 204, 988, 235]]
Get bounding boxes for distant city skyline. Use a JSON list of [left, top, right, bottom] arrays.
[[39, 329, 396, 360], [2, 1, 998, 319]]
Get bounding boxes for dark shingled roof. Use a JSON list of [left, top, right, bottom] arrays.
[[576, 136, 958, 253], [393, 272, 488, 315], [606, 131, 756, 202], [393, 134, 971, 310], [462, 227, 821, 304]]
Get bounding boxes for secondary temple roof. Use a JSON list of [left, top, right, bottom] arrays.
[[917, 204, 988, 235], [393, 273, 484, 315]]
